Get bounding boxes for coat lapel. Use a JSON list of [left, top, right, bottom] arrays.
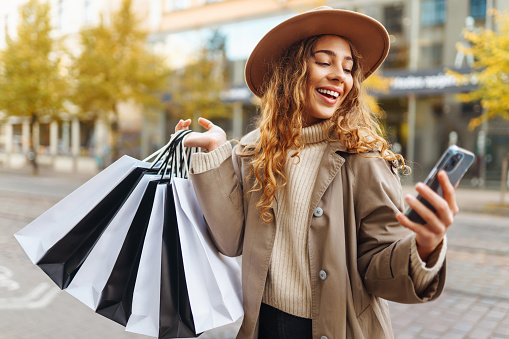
[[308, 139, 347, 216]]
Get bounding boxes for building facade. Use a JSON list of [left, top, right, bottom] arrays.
[[145, 0, 509, 186]]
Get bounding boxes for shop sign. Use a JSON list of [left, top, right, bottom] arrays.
[[382, 68, 478, 96]]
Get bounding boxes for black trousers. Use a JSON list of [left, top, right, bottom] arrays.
[[258, 303, 312, 339]]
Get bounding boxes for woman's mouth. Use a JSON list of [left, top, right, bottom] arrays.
[[316, 88, 340, 103]]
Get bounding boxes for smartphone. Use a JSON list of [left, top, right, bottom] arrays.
[[404, 145, 475, 224]]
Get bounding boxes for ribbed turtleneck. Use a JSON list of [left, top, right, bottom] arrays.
[[262, 120, 329, 318], [299, 120, 329, 144]]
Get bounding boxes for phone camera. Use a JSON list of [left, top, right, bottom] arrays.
[[444, 153, 463, 171]]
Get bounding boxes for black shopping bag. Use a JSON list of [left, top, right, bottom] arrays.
[[95, 179, 159, 325], [159, 180, 197, 338]]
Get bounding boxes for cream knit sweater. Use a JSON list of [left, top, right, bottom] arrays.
[[191, 124, 446, 319], [260, 122, 327, 317]]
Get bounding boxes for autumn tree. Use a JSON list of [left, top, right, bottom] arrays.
[[449, 10, 509, 130], [168, 31, 230, 129], [0, 0, 68, 174], [72, 0, 169, 161]]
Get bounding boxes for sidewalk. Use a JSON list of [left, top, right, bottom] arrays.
[[2, 164, 508, 217], [2, 165, 508, 216], [402, 185, 509, 217]]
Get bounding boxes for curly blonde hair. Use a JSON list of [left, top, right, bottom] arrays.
[[241, 35, 405, 223]]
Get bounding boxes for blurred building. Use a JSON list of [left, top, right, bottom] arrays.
[[144, 0, 509, 186]]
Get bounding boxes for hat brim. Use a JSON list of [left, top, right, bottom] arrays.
[[245, 8, 390, 97]]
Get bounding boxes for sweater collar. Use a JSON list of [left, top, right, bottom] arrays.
[[301, 120, 329, 145], [239, 120, 348, 153]]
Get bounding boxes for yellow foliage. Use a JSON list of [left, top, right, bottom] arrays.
[[362, 71, 390, 116], [72, 0, 169, 118], [448, 10, 509, 130], [0, 0, 69, 119]]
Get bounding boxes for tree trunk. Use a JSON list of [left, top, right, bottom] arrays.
[[28, 113, 39, 175]]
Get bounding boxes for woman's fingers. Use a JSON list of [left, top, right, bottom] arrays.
[[198, 117, 214, 130], [183, 133, 206, 148], [175, 119, 191, 132], [404, 192, 444, 233], [414, 182, 454, 228], [176, 117, 216, 133], [175, 117, 227, 151], [397, 211, 440, 261], [437, 170, 459, 216], [396, 212, 433, 237]]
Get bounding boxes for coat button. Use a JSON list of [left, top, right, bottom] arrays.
[[319, 270, 327, 280], [313, 207, 323, 217]]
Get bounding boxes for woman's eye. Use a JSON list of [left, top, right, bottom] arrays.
[[344, 68, 352, 74], [316, 62, 329, 66]]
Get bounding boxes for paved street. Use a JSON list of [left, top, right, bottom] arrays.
[[1, 168, 509, 339]]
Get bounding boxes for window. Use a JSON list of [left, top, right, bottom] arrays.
[[470, 0, 486, 19], [420, 43, 443, 68], [164, 0, 191, 11], [84, 0, 92, 24], [421, 0, 446, 26], [164, 0, 171, 12], [384, 5, 403, 33], [58, 0, 65, 29], [461, 99, 482, 117], [384, 45, 409, 70], [2, 15, 8, 43], [174, 0, 190, 11]]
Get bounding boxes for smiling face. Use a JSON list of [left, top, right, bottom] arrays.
[[303, 35, 354, 126]]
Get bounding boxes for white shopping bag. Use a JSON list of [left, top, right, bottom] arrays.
[[14, 155, 151, 265], [172, 177, 243, 334], [126, 183, 166, 338], [65, 174, 160, 310]]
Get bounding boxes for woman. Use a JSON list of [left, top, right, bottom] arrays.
[[175, 7, 456, 339]]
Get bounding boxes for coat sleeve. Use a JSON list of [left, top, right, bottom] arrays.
[[190, 143, 245, 257], [354, 156, 446, 304]]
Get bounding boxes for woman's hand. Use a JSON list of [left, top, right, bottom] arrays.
[[396, 170, 459, 261], [175, 117, 227, 152]]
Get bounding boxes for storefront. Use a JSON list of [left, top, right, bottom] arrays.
[[380, 67, 509, 186]]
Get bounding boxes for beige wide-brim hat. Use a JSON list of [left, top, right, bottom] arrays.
[[245, 6, 390, 97]]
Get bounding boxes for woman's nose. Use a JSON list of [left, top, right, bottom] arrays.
[[328, 67, 346, 82]]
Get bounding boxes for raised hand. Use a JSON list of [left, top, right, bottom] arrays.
[[175, 117, 227, 152], [396, 170, 459, 261]]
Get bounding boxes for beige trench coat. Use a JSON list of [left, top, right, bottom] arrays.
[[190, 130, 445, 339]]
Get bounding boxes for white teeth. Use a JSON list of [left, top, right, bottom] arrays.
[[317, 88, 339, 98]]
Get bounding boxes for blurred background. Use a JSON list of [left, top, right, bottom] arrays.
[[0, 0, 508, 188]]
